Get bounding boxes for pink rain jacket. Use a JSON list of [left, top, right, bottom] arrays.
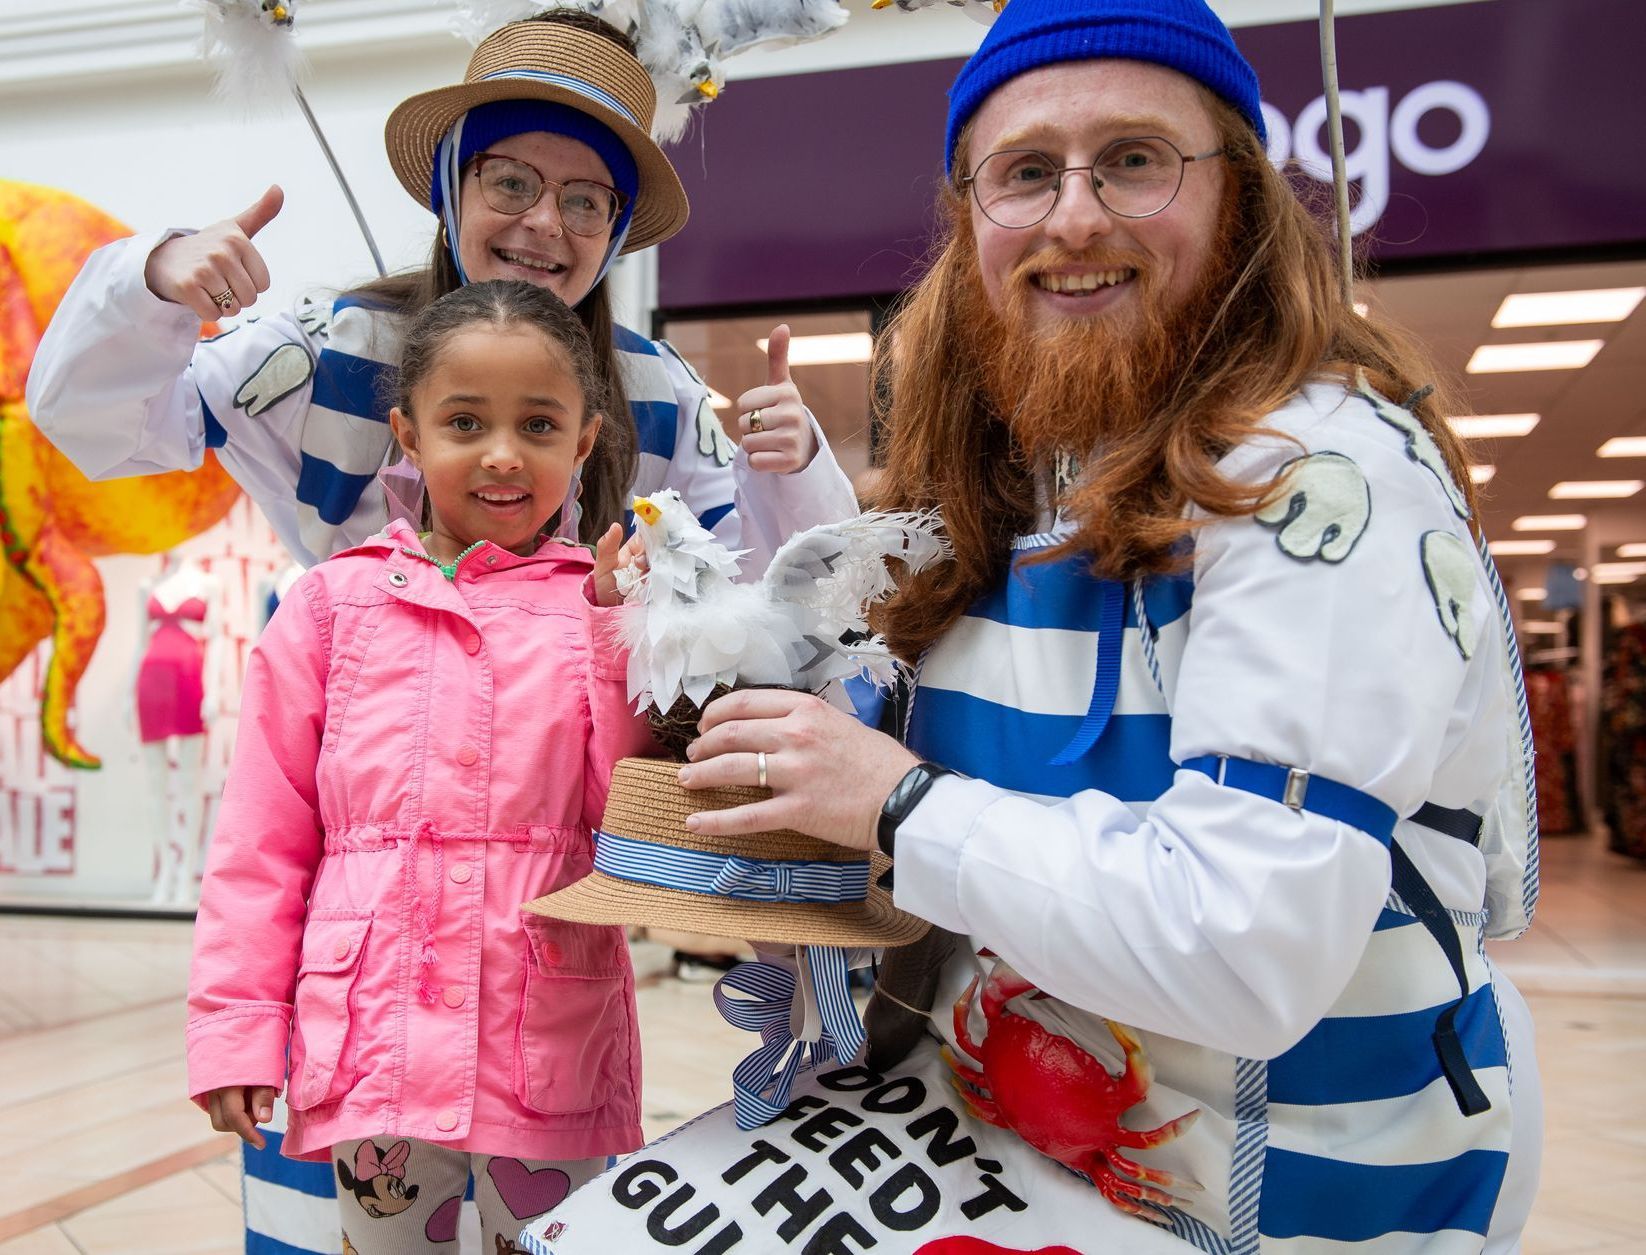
[[186, 518, 655, 1162]]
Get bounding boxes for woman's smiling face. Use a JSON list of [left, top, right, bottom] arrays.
[[456, 130, 617, 305]]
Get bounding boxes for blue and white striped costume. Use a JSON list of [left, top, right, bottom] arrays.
[[894, 381, 1540, 1253], [27, 229, 858, 1255], [28, 230, 852, 574]]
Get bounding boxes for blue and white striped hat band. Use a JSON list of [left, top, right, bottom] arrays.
[[521, 757, 929, 949], [384, 17, 689, 254]]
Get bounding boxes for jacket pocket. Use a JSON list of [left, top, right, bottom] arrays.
[[287, 913, 372, 1110], [513, 913, 631, 1115]]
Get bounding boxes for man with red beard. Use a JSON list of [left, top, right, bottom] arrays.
[[681, 0, 1541, 1250]]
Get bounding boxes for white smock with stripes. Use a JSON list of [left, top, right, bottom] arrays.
[[25, 230, 855, 573], [887, 379, 1541, 1254]]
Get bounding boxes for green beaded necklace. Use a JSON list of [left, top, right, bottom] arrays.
[[402, 537, 486, 582]]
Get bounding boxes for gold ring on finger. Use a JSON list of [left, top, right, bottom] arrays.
[[211, 288, 236, 312], [756, 750, 768, 789], [748, 409, 764, 433]]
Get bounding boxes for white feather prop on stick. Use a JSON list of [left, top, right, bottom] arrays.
[[699, 0, 851, 58], [618, 490, 949, 720], [452, 2, 850, 143], [182, 0, 386, 275], [183, 0, 305, 110]]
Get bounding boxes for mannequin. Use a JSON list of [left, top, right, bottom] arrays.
[[133, 554, 218, 904], [258, 561, 304, 629]]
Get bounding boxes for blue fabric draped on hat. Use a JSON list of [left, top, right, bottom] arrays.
[[432, 99, 641, 289], [944, 0, 1266, 175]]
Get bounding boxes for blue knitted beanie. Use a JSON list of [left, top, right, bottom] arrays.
[[946, 0, 1266, 175]]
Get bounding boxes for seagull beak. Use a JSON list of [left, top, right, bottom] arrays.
[[633, 497, 662, 526]]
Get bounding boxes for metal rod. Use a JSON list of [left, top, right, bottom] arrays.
[[292, 81, 387, 278], [1318, 0, 1355, 307]]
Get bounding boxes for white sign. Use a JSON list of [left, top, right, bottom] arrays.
[[1263, 80, 1492, 235]]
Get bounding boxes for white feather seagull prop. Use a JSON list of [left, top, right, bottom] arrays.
[[184, 0, 304, 110], [451, 2, 850, 142], [618, 490, 948, 716]]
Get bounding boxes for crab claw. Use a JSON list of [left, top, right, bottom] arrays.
[[979, 964, 1037, 1019]]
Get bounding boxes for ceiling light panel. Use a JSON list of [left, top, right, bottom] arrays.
[[1599, 437, 1646, 458], [1491, 287, 1645, 328], [1448, 413, 1540, 438], [1469, 464, 1496, 484], [1466, 341, 1604, 373], [1616, 543, 1646, 558], [1490, 539, 1557, 555], [1549, 480, 1644, 499], [1512, 514, 1587, 531], [756, 332, 873, 365], [1514, 587, 1547, 601]]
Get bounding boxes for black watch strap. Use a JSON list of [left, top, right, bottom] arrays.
[[878, 762, 956, 858]]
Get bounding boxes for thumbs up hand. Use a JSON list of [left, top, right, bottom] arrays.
[[143, 185, 283, 322], [733, 324, 819, 474]]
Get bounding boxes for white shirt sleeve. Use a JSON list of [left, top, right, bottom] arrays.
[[27, 230, 212, 478], [27, 231, 352, 564], [891, 390, 1498, 1060], [652, 346, 859, 576]]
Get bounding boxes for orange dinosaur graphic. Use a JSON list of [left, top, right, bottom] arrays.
[[0, 180, 240, 768]]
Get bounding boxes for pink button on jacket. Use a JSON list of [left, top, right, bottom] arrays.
[[186, 519, 656, 1162]]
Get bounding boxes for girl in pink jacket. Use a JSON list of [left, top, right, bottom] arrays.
[[187, 280, 658, 1251]]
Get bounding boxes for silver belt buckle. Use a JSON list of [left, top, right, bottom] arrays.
[[1283, 767, 1310, 810]]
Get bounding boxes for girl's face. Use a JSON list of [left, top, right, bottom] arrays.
[[456, 130, 616, 306], [389, 326, 601, 561]]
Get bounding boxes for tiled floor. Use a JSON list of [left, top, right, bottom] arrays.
[[1, 833, 1643, 1253]]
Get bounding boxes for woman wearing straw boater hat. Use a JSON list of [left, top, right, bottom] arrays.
[[29, 8, 855, 574]]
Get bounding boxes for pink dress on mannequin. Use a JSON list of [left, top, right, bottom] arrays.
[[136, 594, 208, 742]]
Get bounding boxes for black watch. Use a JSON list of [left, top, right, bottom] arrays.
[[877, 762, 956, 858]]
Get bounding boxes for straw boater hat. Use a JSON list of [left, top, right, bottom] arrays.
[[384, 19, 690, 254], [526, 757, 930, 948]]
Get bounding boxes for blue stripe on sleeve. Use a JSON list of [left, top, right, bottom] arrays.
[[1259, 1147, 1508, 1240], [630, 399, 679, 459], [297, 453, 377, 526], [1268, 983, 1506, 1106], [242, 1134, 336, 1196], [199, 389, 228, 449], [698, 501, 734, 532], [310, 350, 392, 421], [612, 324, 659, 355], [910, 687, 1176, 800]]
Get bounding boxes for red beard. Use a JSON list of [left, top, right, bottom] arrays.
[[954, 228, 1236, 472]]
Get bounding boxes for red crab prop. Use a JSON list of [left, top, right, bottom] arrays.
[[944, 965, 1200, 1220]]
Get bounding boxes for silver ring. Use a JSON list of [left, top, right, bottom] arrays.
[[756, 750, 768, 789], [211, 288, 236, 312], [748, 408, 764, 433]]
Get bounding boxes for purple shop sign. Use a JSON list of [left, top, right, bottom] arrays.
[[658, 0, 1646, 311]]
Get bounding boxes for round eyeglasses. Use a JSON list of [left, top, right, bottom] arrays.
[[468, 153, 625, 237], [959, 137, 1227, 229]]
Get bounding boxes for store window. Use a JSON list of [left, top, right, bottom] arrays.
[[659, 309, 878, 495]]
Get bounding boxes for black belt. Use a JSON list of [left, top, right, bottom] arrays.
[[1395, 804, 1491, 1117]]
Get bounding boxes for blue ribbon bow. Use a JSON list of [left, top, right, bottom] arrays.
[[713, 948, 866, 1130]]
